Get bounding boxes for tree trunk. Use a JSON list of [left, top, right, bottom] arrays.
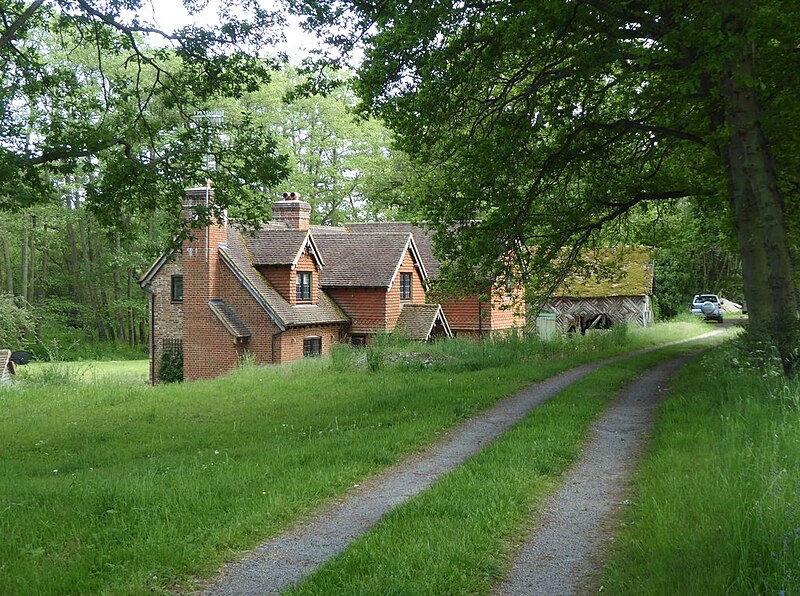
[[28, 214, 36, 303], [65, 216, 83, 303], [20, 215, 28, 303], [39, 220, 48, 300], [2, 233, 13, 295], [113, 230, 127, 343], [721, 24, 798, 372], [128, 267, 136, 347], [80, 217, 108, 341]]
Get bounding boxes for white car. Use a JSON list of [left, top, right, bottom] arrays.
[[691, 294, 724, 323]]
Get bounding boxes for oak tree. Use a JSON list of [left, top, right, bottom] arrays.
[[295, 0, 800, 370]]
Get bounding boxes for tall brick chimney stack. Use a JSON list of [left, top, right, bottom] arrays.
[[272, 191, 311, 231], [181, 185, 228, 379]]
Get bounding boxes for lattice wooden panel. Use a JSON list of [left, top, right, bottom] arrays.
[[545, 296, 651, 333]]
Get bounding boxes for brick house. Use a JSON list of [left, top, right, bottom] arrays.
[[342, 223, 526, 338], [142, 189, 497, 382]]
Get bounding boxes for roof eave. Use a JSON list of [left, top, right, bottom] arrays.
[[388, 234, 428, 290], [138, 249, 175, 288], [218, 247, 287, 331]]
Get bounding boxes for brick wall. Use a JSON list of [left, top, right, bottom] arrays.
[[149, 258, 184, 379], [386, 249, 427, 330], [325, 287, 387, 333], [273, 325, 346, 363], [441, 295, 483, 334], [182, 218, 233, 380], [489, 286, 526, 331]]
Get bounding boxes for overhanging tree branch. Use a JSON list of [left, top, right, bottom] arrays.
[[0, 0, 44, 47]]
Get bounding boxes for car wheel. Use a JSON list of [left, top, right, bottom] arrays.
[[718, 316, 724, 323]]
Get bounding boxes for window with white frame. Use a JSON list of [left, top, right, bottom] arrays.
[[296, 271, 312, 301], [400, 272, 412, 300]]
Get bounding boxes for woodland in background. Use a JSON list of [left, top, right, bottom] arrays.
[[0, 63, 416, 357], [294, 0, 799, 371]]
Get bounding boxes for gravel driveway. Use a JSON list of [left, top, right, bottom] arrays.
[[495, 352, 696, 595], [199, 333, 719, 595]]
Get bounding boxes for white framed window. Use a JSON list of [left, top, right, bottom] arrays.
[[296, 271, 312, 301], [400, 272, 412, 300]]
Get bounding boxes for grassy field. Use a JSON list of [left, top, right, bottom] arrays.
[[600, 342, 800, 594], [15, 359, 150, 385], [0, 320, 712, 593]]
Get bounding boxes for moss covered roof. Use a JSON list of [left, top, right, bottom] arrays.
[[559, 246, 654, 298]]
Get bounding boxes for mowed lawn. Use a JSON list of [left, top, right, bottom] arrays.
[[0, 322, 712, 594]]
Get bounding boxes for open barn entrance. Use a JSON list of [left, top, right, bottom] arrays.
[[567, 313, 614, 335]]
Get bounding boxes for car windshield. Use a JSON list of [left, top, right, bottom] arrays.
[[695, 294, 719, 303]]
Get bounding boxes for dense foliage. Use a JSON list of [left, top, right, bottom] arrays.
[[295, 0, 800, 369], [0, 293, 34, 349], [1, 0, 292, 228], [159, 345, 184, 383]]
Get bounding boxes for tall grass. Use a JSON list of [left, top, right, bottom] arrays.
[[600, 341, 800, 594], [13, 359, 149, 385], [331, 318, 712, 374], [0, 320, 710, 594]]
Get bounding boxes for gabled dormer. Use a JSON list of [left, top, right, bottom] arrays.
[[246, 228, 324, 305], [388, 235, 428, 305]]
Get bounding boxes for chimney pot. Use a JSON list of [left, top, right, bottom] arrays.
[[272, 192, 310, 230]]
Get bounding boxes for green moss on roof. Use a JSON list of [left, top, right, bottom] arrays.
[[559, 246, 654, 298]]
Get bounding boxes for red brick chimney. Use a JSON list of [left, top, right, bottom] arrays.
[[181, 185, 228, 379], [272, 191, 311, 230]]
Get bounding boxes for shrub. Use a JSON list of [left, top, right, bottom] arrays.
[[329, 343, 356, 372], [237, 350, 256, 369], [0, 293, 35, 349], [366, 345, 385, 372], [159, 348, 183, 383]]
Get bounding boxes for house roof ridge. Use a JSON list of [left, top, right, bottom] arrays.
[[314, 230, 412, 237]]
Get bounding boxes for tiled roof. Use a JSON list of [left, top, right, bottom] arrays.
[[345, 222, 440, 279], [394, 304, 452, 340], [243, 227, 320, 267], [314, 232, 419, 287], [208, 299, 252, 339], [221, 230, 349, 329]]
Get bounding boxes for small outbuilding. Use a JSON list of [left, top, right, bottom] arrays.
[[537, 247, 655, 335], [1, 350, 17, 384]]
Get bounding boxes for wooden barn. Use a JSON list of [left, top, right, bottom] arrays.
[[535, 247, 655, 336]]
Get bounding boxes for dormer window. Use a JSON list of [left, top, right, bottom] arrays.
[[400, 272, 412, 300], [296, 271, 312, 301]]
